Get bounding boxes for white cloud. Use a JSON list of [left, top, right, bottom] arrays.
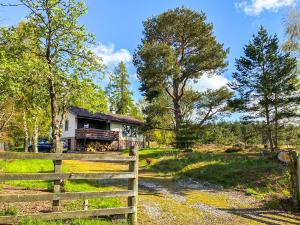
[[190, 73, 229, 92], [236, 0, 297, 16], [92, 43, 132, 66]]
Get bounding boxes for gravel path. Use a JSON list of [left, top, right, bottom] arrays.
[[138, 174, 300, 225]]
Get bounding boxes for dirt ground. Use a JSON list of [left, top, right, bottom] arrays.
[[138, 170, 300, 225]]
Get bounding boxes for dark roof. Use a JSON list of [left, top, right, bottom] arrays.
[[69, 106, 144, 126]]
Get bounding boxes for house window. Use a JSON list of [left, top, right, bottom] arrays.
[[65, 119, 69, 131], [122, 125, 131, 137], [131, 127, 137, 137], [84, 123, 89, 129], [122, 125, 137, 137]]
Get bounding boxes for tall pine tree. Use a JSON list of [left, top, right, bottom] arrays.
[[106, 62, 137, 115], [230, 26, 299, 151]]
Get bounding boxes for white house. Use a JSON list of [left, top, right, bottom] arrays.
[[61, 106, 144, 151]]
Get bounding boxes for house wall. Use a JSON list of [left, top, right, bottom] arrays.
[[61, 112, 77, 139], [110, 122, 144, 149], [60, 112, 144, 151]]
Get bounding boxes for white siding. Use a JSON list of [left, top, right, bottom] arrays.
[[61, 112, 77, 139], [110, 122, 144, 142]]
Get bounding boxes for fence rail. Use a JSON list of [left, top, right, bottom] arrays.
[[0, 146, 139, 225], [0, 152, 135, 161]]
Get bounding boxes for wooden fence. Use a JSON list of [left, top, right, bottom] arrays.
[[290, 151, 300, 209], [0, 146, 138, 224]]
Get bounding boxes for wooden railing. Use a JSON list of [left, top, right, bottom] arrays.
[[0, 146, 138, 225], [75, 128, 119, 141]]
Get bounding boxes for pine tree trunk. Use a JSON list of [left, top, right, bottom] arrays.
[[274, 93, 279, 151], [173, 98, 181, 131], [23, 111, 29, 152], [274, 118, 279, 151], [33, 116, 39, 153], [265, 104, 274, 152], [172, 81, 182, 148]]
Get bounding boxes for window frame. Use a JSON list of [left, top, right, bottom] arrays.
[[65, 119, 69, 131]]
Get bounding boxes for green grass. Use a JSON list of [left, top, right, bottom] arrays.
[[0, 158, 125, 224], [20, 218, 127, 225], [0, 207, 17, 216], [139, 147, 290, 199], [0, 159, 67, 190]]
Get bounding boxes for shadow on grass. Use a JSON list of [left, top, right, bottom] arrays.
[[217, 208, 300, 225]]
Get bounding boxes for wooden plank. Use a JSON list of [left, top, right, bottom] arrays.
[[0, 152, 135, 162], [128, 146, 139, 225], [0, 190, 135, 203], [0, 207, 135, 224], [0, 172, 135, 181]]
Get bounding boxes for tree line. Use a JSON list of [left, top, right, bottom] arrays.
[[135, 8, 300, 151], [1, 2, 300, 152]]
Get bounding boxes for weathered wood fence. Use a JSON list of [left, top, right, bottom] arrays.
[[290, 151, 300, 209], [0, 146, 138, 224]]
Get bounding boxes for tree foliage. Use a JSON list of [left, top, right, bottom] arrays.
[[230, 26, 299, 151], [20, 0, 103, 152], [134, 7, 228, 136], [106, 62, 137, 116]]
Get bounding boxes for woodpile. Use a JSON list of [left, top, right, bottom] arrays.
[[86, 141, 113, 152]]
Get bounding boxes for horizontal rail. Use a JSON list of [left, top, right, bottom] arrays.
[[76, 128, 119, 141], [0, 207, 135, 224], [0, 172, 135, 181], [0, 152, 135, 162], [0, 190, 135, 203]]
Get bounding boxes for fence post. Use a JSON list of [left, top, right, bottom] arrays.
[[128, 146, 138, 225], [297, 157, 300, 208], [289, 151, 300, 209], [52, 143, 63, 212], [52, 159, 62, 212]]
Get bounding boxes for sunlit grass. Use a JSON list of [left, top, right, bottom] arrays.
[[139, 147, 290, 199]]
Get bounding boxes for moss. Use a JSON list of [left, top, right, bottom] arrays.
[[186, 191, 237, 208], [0, 207, 18, 216]]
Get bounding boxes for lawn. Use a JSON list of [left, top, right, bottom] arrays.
[[0, 158, 129, 225]]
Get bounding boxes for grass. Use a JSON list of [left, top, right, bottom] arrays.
[[0, 146, 292, 224], [0, 158, 127, 224], [0, 207, 17, 216], [139, 147, 290, 199], [20, 219, 127, 225]]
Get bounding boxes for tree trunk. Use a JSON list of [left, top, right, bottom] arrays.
[[33, 115, 39, 153], [58, 95, 67, 138], [274, 93, 279, 151], [49, 78, 61, 153], [23, 111, 29, 152], [274, 117, 278, 151], [171, 80, 183, 148], [265, 104, 274, 152]]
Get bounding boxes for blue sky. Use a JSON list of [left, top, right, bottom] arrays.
[[1, 0, 299, 101]]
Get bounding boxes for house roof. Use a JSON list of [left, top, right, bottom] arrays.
[[69, 106, 144, 126]]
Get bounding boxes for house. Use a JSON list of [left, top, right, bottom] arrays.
[[61, 106, 144, 151]]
